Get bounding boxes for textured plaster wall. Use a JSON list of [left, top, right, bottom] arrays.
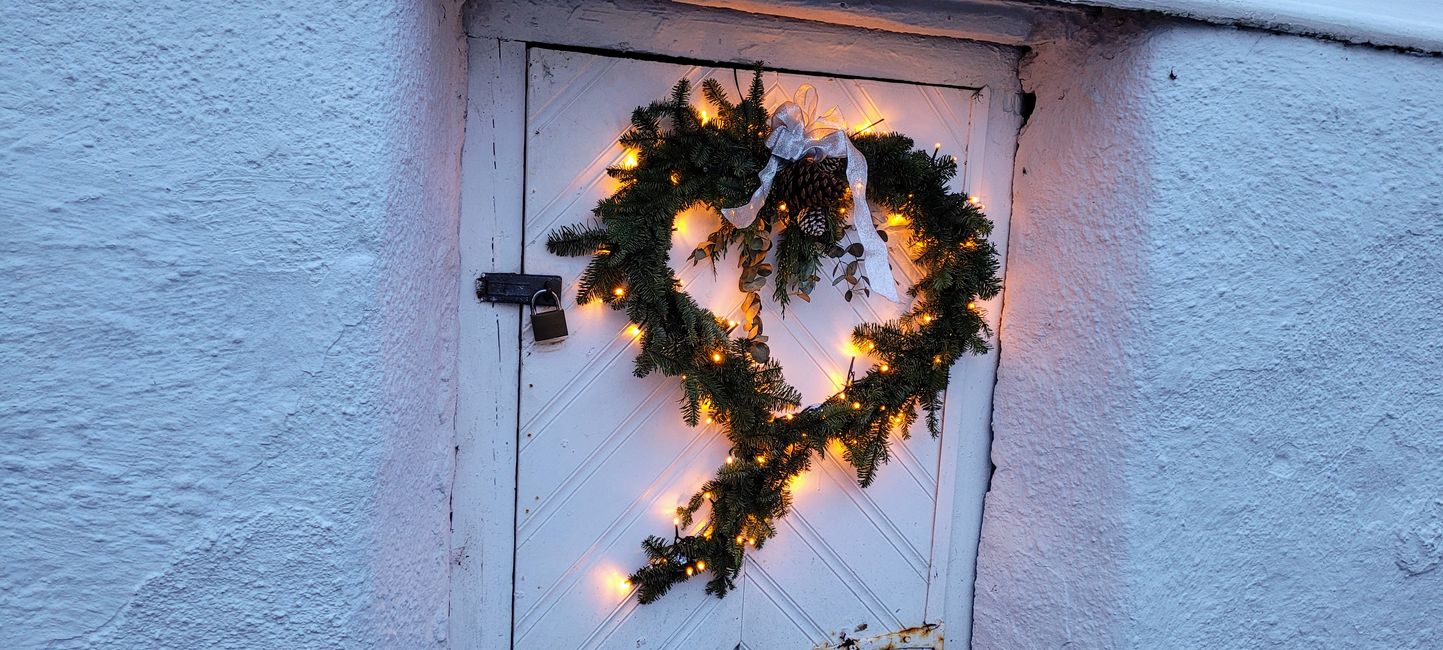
[[976, 15, 1443, 648], [1, 2, 466, 648]]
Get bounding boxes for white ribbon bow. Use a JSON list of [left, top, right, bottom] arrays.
[[721, 85, 898, 302]]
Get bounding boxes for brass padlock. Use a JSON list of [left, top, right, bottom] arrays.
[[530, 289, 568, 344]]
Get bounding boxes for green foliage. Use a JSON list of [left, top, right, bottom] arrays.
[[544, 69, 1001, 605]]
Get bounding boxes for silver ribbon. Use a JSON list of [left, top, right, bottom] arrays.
[[721, 85, 898, 302]]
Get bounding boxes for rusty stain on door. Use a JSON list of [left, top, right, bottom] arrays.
[[815, 621, 943, 649]]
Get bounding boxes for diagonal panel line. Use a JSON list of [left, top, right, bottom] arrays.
[[529, 56, 619, 133], [515, 419, 721, 637], [745, 561, 829, 643], [524, 141, 625, 248], [519, 248, 716, 441], [655, 588, 729, 650], [775, 309, 937, 499], [815, 448, 930, 576], [516, 377, 675, 546], [526, 65, 717, 248], [782, 509, 908, 631], [764, 314, 932, 572], [585, 575, 717, 650], [918, 87, 972, 163]]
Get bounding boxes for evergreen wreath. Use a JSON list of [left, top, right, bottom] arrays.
[[546, 69, 1000, 604]]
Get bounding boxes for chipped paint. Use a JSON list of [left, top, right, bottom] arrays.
[[815, 621, 943, 649]]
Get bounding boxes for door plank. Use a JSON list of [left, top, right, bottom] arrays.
[[512, 46, 1005, 649]]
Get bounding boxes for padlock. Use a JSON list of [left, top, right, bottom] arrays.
[[530, 289, 568, 344]]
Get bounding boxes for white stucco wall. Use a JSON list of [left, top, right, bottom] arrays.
[[976, 15, 1443, 648], [1, 2, 466, 647]]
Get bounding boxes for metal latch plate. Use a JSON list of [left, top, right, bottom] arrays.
[[475, 273, 563, 305]]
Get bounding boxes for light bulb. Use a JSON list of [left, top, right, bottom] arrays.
[[696, 561, 706, 571], [879, 363, 890, 373], [712, 352, 723, 363], [613, 287, 625, 297], [851, 401, 861, 410]]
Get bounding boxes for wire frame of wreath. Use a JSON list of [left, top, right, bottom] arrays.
[[545, 69, 1001, 605]]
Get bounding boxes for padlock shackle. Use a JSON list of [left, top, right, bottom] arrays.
[[530, 288, 560, 312]]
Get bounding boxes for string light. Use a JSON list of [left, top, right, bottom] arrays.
[[696, 561, 706, 571], [619, 579, 633, 592], [933, 355, 943, 365], [703, 491, 713, 500], [670, 171, 681, 185], [851, 401, 862, 410], [778, 202, 788, 212], [700, 109, 710, 126], [712, 351, 723, 364], [784, 413, 794, 421], [967, 301, 979, 311], [755, 455, 766, 466], [628, 325, 641, 336], [686, 566, 694, 576], [922, 314, 933, 323], [879, 363, 890, 373], [622, 151, 639, 169], [613, 287, 626, 297], [725, 455, 735, 465]]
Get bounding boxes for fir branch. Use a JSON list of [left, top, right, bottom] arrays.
[[543, 68, 1001, 606]]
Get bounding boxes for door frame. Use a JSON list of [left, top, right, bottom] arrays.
[[453, 2, 1026, 647]]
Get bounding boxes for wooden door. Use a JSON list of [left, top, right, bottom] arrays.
[[511, 47, 995, 650]]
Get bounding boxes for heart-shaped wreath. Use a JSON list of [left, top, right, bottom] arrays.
[[546, 70, 1000, 604]]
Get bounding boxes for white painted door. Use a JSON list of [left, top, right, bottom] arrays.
[[512, 47, 996, 650]]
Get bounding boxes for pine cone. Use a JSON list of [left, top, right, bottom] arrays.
[[798, 209, 829, 237], [773, 157, 847, 213]]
